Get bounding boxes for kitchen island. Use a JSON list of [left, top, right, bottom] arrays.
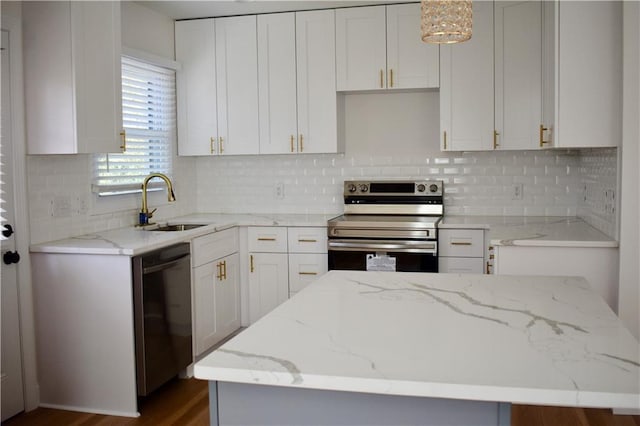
[[195, 270, 639, 425]]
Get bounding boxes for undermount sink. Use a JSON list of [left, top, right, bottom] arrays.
[[146, 224, 207, 232]]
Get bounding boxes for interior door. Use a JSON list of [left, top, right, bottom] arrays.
[[1, 29, 25, 421]]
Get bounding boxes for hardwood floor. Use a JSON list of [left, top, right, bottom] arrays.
[[4, 378, 639, 426]]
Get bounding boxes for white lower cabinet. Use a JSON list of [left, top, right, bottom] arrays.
[[247, 226, 328, 322], [248, 252, 289, 323], [438, 229, 486, 274], [192, 228, 241, 357]]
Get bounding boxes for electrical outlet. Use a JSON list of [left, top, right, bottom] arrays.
[[275, 182, 285, 200], [512, 184, 523, 200]]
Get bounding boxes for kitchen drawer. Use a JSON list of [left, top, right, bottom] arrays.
[[287, 227, 327, 253], [438, 229, 484, 257], [192, 228, 239, 267], [248, 227, 288, 253], [288, 253, 328, 294], [439, 257, 484, 274]]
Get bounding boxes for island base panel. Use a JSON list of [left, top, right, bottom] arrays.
[[209, 381, 511, 426]]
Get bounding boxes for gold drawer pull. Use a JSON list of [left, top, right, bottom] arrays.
[[290, 135, 295, 152], [299, 272, 318, 276], [299, 134, 304, 152], [222, 260, 227, 280], [380, 69, 384, 88], [257, 237, 276, 241], [443, 130, 447, 150], [216, 262, 222, 280], [219, 136, 225, 153], [210, 137, 216, 154], [250, 255, 254, 273], [486, 261, 491, 274], [493, 130, 500, 149], [298, 239, 317, 243], [450, 242, 472, 246], [389, 69, 394, 88]]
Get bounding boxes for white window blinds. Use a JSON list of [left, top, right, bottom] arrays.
[[93, 56, 176, 196]]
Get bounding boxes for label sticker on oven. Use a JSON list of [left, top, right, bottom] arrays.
[[366, 254, 396, 272]]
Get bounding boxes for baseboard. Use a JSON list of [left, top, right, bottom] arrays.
[[613, 408, 640, 416]]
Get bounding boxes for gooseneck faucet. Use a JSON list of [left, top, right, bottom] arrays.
[[139, 173, 176, 225]]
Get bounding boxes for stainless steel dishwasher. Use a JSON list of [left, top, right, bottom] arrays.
[[132, 243, 192, 396]]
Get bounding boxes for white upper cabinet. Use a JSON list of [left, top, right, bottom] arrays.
[[295, 10, 339, 154], [440, 1, 494, 151], [176, 16, 259, 156], [547, 1, 622, 148], [257, 13, 298, 154], [494, 1, 543, 150], [336, 6, 386, 91], [386, 3, 439, 90], [336, 4, 438, 91], [23, 1, 123, 154], [258, 10, 339, 154], [175, 19, 217, 156], [215, 16, 260, 155]]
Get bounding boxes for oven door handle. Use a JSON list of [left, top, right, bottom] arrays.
[[328, 240, 437, 254]]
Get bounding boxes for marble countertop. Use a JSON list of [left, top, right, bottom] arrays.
[[440, 216, 617, 248], [194, 270, 639, 410], [29, 213, 337, 256]]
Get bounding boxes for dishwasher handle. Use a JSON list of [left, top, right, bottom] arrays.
[[143, 253, 190, 275]]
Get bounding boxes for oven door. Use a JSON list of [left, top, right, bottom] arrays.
[[327, 239, 438, 272]]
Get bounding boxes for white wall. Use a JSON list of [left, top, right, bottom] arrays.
[[618, 1, 640, 340]]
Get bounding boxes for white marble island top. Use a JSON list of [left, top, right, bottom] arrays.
[[440, 216, 617, 248], [195, 270, 639, 410]]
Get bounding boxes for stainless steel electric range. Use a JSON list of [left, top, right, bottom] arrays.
[[327, 180, 444, 272]]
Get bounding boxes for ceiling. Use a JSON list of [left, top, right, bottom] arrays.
[[135, 1, 410, 21]]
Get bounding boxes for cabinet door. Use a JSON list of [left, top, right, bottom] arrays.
[[554, 1, 621, 148], [71, 1, 123, 154], [494, 1, 543, 150], [296, 9, 339, 154], [215, 16, 260, 155], [336, 6, 387, 91], [257, 13, 298, 155], [215, 253, 241, 340], [193, 262, 217, 356], [23, 1, 122, 154], [386, 4, 439, 90], [288, 253, 328, 295], [176, 19, 217, 156], [248, 253, 289, 323], [440, 1, 494, 151]]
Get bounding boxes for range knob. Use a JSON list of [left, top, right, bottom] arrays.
[[359, 184, 369, 193], [347, 183, 357, 193], [429, 184, 439, 193], [417, 184, 426, 192]]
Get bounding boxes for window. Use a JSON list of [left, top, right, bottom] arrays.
[[93, 56, 176, 196]]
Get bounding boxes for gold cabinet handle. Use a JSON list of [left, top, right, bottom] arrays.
[[539, 124, 549, 147], [257, 237, 276, 241], [380, 69, 384, 88], [389, 69, 394, 88], [290, 135, 295, 153], [250, 255, 254, 273], [450, 241, 472, 246], [299, 134, 304, 152], [210, 137, 216, 154], [299, 272, 317, 276], [486, 261, 491, 274], [443, 130, 447, 150], [216, 262, 222, 280], [493, 130, 500, 149], [120, 130, 126, 152], [222, 260, 227, 280], [298, 239, 317, 243], [219, 136, 224, 153]]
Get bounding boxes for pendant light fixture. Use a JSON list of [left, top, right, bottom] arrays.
[[421, 0, 473, 44]]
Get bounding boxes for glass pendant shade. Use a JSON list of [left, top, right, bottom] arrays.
[[421, 0, 473, 44]]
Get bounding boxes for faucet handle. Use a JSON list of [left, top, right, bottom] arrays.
[[148, 208, 158, 219]]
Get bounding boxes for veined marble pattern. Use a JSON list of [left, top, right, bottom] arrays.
[[439, 216, 617, 247], [28, 213, 335, 255], [194, 271, 639, 410]]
